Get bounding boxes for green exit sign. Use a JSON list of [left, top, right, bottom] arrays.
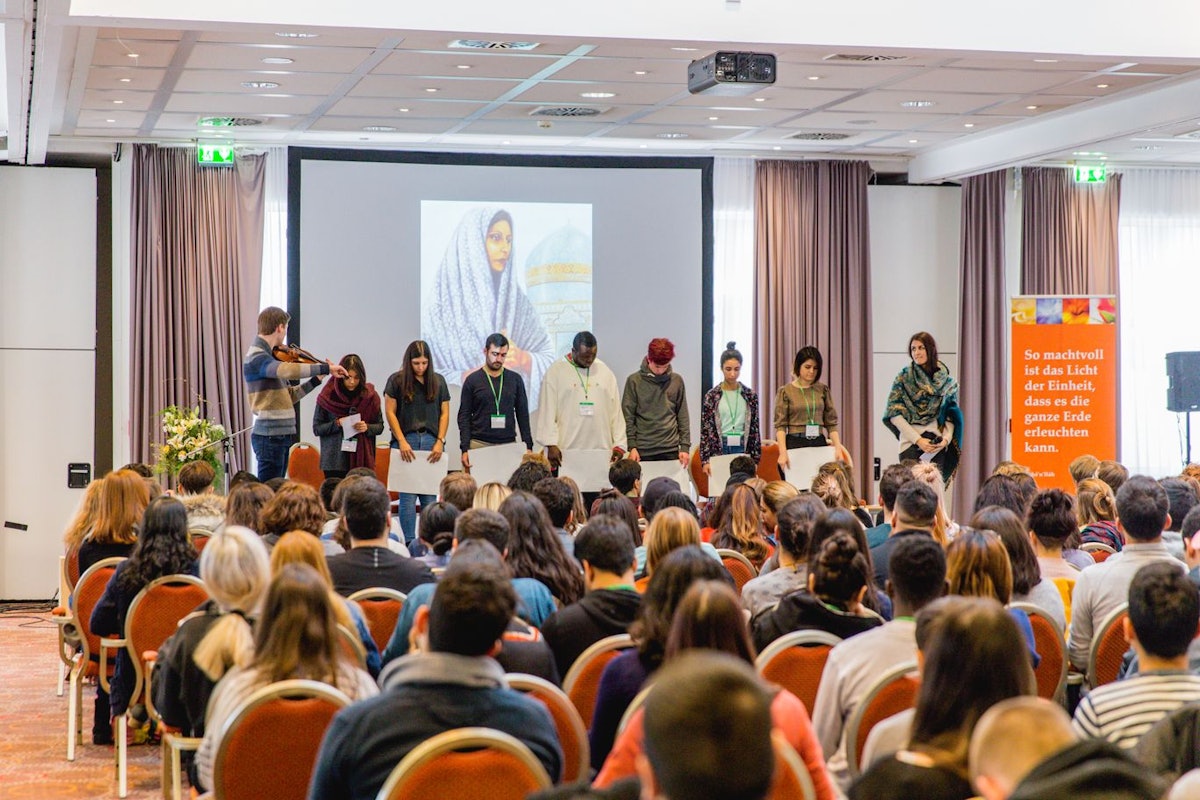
[[197, 143, 235, 166], [1074, 164, 1107, 183]]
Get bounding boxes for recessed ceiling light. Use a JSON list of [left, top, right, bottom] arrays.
[[1096, 83, 1109, 88], [275, 32, 319, 39], [900, 100, 935, 108], [1033, 58, 1059, 63], [754, 97, 766, 102], [126, 52, 139, 58], [1134, 145, 1162, 151], [119, 78, 131, 83], [397, 107, 410, 113], [1100, 156, 1108, 160], [262, 57, 294, 65], [457, 64, 472, 69], [639, 144, 648, 148], [242, 81, 280, 89], [908, 139, 918, 144], [1026, 105, 1039, 110], [113, 99, 124, 104], [363, 125, 396, 132], [657, 132, 689, 139], [580, 91, 616, 99], [671, 47, 699, 52], [633, 70, 648, 76], [503, 140, 511, 145], [773, 146, 782, 150], [708, 116, 719, 121], [106, 119, 116, 123], [807, 76, 821, 81], [964, 123, 975, 128], [848, 119, 876, 125], [424, 88, 439, 93]]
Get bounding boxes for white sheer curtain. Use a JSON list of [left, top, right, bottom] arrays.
[[713, 157, 756, 384], [259, 147, 288, 310], [1118, 168, 1200, 476]]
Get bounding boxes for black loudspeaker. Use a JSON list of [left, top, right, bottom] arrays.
[[1166, 352, 1200, 412]]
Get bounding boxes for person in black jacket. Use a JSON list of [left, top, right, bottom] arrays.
[[324, 477, 435, 596], [458, 333, 533, 470]]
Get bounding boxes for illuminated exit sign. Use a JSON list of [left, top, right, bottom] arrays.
[[1073, 164, 1107, 183], [197, 143, 235, 166]]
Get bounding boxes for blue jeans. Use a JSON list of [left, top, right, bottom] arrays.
[[395, 431, 437, 544], [252, 432, 292, 481], [720, 443, 746, 457]]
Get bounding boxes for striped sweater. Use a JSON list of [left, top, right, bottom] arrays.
[[1072, 670, 1200, 750], [242, 336, 328, 436]]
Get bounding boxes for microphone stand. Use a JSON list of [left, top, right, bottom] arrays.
[[183, 423, 254, 494]]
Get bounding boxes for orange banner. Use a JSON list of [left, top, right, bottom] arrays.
[[1011, 296, 1118, 491]]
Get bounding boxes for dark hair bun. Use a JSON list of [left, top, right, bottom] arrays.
[[818, 532, 859, 569], [726, 341, 736, 350]]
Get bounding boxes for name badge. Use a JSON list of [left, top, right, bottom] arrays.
[[490, 414, 507, 430], [340, 438, 357, 453], [725, 434, 742, 447], [579, 402, 595, 417], [805, 424, 820, 439]]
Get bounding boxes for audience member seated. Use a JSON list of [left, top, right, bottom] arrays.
[[741, 493, 824, 619], [866, 464, 915, 549], [1099, 459, 1131, 496], [78, 469, 150, 574], [946, 527, 1039, 667], [195, 563, 378, 793], [1159, 478, 1198, 561], [541, 515, 642, 677], [910, 462, 957, 544], [1069, 476, 1185, 672], [533, 476, 580, 559], [1070, 454, 1101, 485], [972, 474, 1031, 520], [321, 474, 410, 556], [594, 580, 837, 800], [1077, 477, 1123, 552], [176, 461, 225, 533], [1028, 488, 1092, 580], [222, 480, 273, 533], [710, 483, 773, 569], [324, 477, 435, 596], [381, 509, 557, 665], [1184, 505, 1200, 586], [1072, 562, 1200, 749], [500, 491, 585, 606], [634, 506, 722, 590], [508, 457, 552, 493], [259, 482, 341, 554], [972, 696, 1166, 800], [972, 505, 1066, 630], [639, 476, 681, 522], [869, 480, 938, 588], [593, 458, 641, 517], [752, 531, 883, 651], [558, 475, 589, 534], [808, 508, 889, 619], [849, 596, 1035, 800], [812, 534, 947, 789], [438, 471, 477, 513], [594, 490, 643, 550], [473, 480, 512, 511], [307, 561, 563, 800], [759, 479, 800, 536], [588, 547, 731, 772], [414, 501, 458, 569]]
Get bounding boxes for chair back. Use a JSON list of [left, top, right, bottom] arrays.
[[616, 684, 653, 737], [1051, 577, 1075, 628], [189, 528, 213, 553], [1080, 542, 1116, 563], [845, 661, 919, 778], [562, 633, 634, 726], [348, 588, 407, 651], [123, 574, 209, 704], [716, 548, 759, 593], [336, 623, 368, 669], [767, 730, 818, 800], [688, 447, 708, 499], [758, 443, 782, 482], [72, 557, 126, 667], [755, 630, 843, 713], [212, 679, 351, 800], [508, 673, 590, 784], [286, 442, 325, 491], [66, 545, 82, 592], [1088, 604, 1130, 687], [1011, 602, 1067, 702], [375, 727, 552, 800]]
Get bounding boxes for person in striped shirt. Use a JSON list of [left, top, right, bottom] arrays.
[[1072, 561, 1200, 750]]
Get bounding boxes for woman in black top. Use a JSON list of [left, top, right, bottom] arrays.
[[384, 340, 450, 544]]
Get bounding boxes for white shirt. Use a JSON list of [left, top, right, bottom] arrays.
[[535, 355, 627, 451]]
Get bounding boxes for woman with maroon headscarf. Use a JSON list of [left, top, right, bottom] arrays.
[[312, 354, 384, 478]]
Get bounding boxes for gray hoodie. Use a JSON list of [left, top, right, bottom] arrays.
[[621, 358, 690, 458]]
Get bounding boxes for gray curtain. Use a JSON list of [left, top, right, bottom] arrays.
[[955, 170, 1008, 520], [753, 160, 873, 497], [130, 144, 266, 476], [1021, 166, 1122, 294]]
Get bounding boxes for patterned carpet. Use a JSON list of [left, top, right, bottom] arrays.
[[0, 610, 164, 799]]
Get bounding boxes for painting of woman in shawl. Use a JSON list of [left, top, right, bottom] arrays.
[[423, 206, 555, 408]]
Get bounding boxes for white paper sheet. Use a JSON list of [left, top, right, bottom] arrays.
[[387, 449, 449, 496], [638, 460, 694, 499], [558, 449, 613, 492], [340, 413, 361, 439], [706, 454, 738, 498], [466, 441, 528, 487], [782, 446, 837, 491]]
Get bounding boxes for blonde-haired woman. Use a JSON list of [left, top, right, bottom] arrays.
[[711, 483, 773, 569], [1076, 477, 1122, 552], [635, 506, 723, 591], [153, 526, 270, 779], [473, 481, 512, 511], [78, 469, 151, 573], [910, 461, 957, 545], [194, 563, 378, 793], [63, 478, 104, 553]]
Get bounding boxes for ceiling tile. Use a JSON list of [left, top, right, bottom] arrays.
[[772, 63, 928, 90], [92, 38, 178, 68], [598, 123, 738, 140], [549, 57, 689, 83], [517, 80, 683, 105], [325, 97, 485, 118], [633, 105, 796, 126], [981, 95, 1092, 116], [152, 111, 301, 131], [372, 50, 559, 79], [306, 116, 461, 134], [886, 68, 1071, 94], [393, 31, 584, 57], [780, 110, 956, 129], [197, 29, 392, 48], [80, 89, 158, 112], [186, 42, 376, 72], [458, 119, 612, 136], [163, 92, 323, 115], [672, 86, 852, 109], [348, 74, 521, 101], [481, 103, 628, 121], [828, 90, 1008, 115], [172, 71, 347, 94], [96, 28, 184, 41], [85, 66, 167, 91], [1039, 73, 1164, 96]]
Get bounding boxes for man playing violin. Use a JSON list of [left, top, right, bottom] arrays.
[[243, 306, 348, 480]]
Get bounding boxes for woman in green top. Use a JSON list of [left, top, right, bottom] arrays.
[[699, 342, 762, 475], [774, 346, 851, 472]]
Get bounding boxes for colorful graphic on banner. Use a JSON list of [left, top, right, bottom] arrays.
[[1011, 296, 1118, 491]]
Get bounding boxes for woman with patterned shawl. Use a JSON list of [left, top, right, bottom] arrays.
[[423, 207, 554, 408], [883, 331, 963, 486]]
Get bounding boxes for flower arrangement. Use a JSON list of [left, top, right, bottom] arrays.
[[155, 405, 226, 478]]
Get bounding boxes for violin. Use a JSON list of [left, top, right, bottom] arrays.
[[272, 343, 323, 365]]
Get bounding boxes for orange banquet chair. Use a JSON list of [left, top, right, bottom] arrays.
[[562, 634, 634, 728], [1080, 541, 1116, 564], [100, 573, 210, 797], [757, 442, 782, 482], [507, 673, 590, 784], [768, 730, 818, 800], [1011, 602, 1068, 702], [210, 680, 352, 800], [716, 548, 759, 594], [347, 588, 408, 652], [755, 630, 843, 713], [844, 661, 920, 779], [374, 727, 552, 800], [688, 446, 709, 499], [286, 442, 324, 490], [54, 556, 125, 762], [1088, 604, 1130, 688]]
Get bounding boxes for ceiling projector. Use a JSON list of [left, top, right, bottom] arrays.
[[687, 52, 777, 96]]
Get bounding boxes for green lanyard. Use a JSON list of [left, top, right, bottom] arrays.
[[572, 360, 591, 400], [722, 388, 742, 434], [486, 370, 505, 416], [797, 384, 817, 425]]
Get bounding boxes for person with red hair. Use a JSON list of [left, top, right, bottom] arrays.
[[621, 338, 691, 469]]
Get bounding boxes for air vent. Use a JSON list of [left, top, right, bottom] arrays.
[[528, 106, 606, 118], [198, 116, 264, 127], [449, 39, 540, 51], [787, 131, 853, 141], [823, 53, 909, 63]]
